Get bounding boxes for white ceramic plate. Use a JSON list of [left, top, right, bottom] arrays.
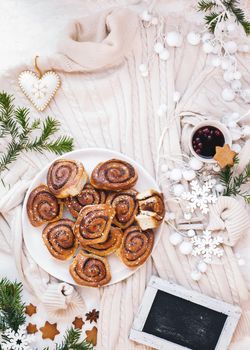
[[22, 148, 163, 287]]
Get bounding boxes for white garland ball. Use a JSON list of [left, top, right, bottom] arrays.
[[173, 91, 181, 102], [212, 56, 221, 67], [187, 229, 196, 237], [157, 103, 168, 116], [141, 10, 152, 22], [170, 168, 182, 181], [231, 143, 241, 153], [224, 41, 238, 54], [234, 71, 242, 80], [187, 32, 201, 46], [159, 49, 170, 61], [184, 212, 192, 220], [197, 261, 208, 273], [231, 80, 242, 91], [173, 184, 185, 197], [189, 157, 203, 171], [222, 88, 235, 102], [202, 42, 213, 54], [215, 184, 225, 193], [191, 270, 202, 281], [179, 241, 193, 255], [166, 31, 183, 47], [227, 120, 237, 128], [238, 258, 246, 266], [182, 169, 196, 181], [161, 163, 168, 173], [154, 42, 164, 54], [223, 71, 234, 82], [202, 33, 213, 43], [169, 232, 183, 246]]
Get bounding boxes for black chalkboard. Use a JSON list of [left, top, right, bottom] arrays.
[[142, 290, 227, 350]]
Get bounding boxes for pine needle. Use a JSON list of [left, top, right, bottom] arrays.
[[43, 328, 93, 350], [0, 92, 74, 176], [0, 278, 25, 332], [198, 0, 250, 35]]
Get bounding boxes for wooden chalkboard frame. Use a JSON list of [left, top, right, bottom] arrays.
[[130, 276, 241, 350]]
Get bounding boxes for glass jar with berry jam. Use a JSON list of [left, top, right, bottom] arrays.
[[189, 121, 232, 162]]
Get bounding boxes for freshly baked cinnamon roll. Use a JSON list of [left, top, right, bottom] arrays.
[[135, 189, 165, 230], [47, 159, 88, 198], [64, 184, 106, 218], [69, 251, 111, 287], [74, 204, 115, 246], [90, 159, 138, 191], [27, 184, 63, 227], [118, 225, 154, 268], [42, 219, 78, 260], [106, 189, 138, 229], [83, 226, 123, 256]]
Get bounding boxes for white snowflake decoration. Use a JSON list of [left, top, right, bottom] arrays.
[[1, 325, 34, 350], [181, 179, 217, 214], [191, 230, 224, 264]]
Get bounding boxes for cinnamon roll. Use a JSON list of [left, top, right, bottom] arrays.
[[47, 159, 88, 198], [106, 190, 138, 229], [42, 219, 78, 260], [69, 251, 111, 287], [118, 225, 154, 268], [135, 190, 165, 230], [64, 184, 106, 218], [27, 184, 63, 227], [90, 159, 138, 191], [83, 226, 123, 256], [74, 204, 115, 246]]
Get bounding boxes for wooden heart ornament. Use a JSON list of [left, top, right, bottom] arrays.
[[18, 58, 60, 112]]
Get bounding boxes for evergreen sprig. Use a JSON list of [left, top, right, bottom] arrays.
[[43, 328, 93, 350], [0, 278, 25, 332], [198, 0, 250, 35], [219, 160, 250, 202], [0, 278, 94, 350], [0, 92, 74, 175]]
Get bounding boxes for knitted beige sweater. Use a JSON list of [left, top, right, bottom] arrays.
[[0, 2, 250, 350]]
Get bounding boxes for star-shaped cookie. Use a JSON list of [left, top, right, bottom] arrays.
[[72, 317, 85, 329], [85, 326, 97, 346], [26, 323, 38, 334], [25, 303, 37, 316], [40, 321, 60, 340], [214, 144, 236, 168]]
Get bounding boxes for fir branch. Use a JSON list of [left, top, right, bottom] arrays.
[[219, 161, 250, 202], [43, 328, 93, 350], [0, 278, 25, 332], [0, 92, 74, 176], [198, 0, 250, 35], [198, 0, 218, 12]]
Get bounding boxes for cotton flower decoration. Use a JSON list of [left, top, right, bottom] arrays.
[[191, 230, 224, 264], [181, 179, 217, 214]]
